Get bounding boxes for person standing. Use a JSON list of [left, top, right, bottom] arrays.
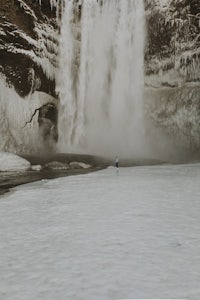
[[115, 156, 119, 169]]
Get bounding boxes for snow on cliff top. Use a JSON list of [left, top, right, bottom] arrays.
[[0, 152, 30, 171]]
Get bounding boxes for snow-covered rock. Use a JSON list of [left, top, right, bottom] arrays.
[[144, 0, 200, 155], [0, 0, 59, 98], [145, 0, 200, 82], [69, 162, 92, 169], [0, 152, 30, 171], [0, 0, 60, 153], [44, 161, 69, 170], [31, 165, 42, 171]]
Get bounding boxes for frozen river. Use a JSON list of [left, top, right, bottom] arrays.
[[0, 164, 200, 300]]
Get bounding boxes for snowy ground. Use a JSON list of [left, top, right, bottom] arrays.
[[0, 164, 200, 300]]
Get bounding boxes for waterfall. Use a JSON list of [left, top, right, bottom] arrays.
[[57, 0, 145, 157]]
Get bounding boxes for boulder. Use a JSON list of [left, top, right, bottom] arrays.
[[31, 165, 42, 171], [44, 161, 69, 170], [0, 152, 31, 171], [69, 161, 92, 169]]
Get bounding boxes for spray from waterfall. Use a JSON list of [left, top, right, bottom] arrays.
[[57, 0, 146, 158]]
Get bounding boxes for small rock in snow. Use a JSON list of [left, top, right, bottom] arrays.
[[44, 161, 69, 170], [69, 161, 91, 169], [31, 165, 42, 171]]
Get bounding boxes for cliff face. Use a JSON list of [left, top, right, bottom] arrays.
[[0, 0, 199, 156], [144, 0, 200, 156], [0, 0, 59, 97], [145, 0, 200, 85], [4, 0, 199, 94], [0, 0, 60, 152]]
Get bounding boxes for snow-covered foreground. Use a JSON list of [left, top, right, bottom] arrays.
[[0, 164, 200, 300]]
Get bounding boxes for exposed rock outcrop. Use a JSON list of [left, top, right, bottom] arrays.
[[69, 161, 92, 169], [0, 0, 59, 97], [44, 161, 69, 170]]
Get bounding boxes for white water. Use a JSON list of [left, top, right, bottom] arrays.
[[57, 0, 145, 158], [1, 164, 200, 299]]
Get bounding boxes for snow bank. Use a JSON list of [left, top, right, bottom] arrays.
[[0, 152, 30, 171]]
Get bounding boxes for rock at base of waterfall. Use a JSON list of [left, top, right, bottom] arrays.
[[44, 161, 69, 170], [0, 152, 31, 172], [69, 162, 92, 169], [31, 165, 42, 171]]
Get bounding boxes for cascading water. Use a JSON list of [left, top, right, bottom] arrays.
[[57, 0, 145, 157]]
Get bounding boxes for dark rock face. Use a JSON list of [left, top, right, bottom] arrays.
[[0, 0, 58, 98], [38, 102, 58, 142], [145, 0, 200, 81], [1, 0, 199, 89]]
